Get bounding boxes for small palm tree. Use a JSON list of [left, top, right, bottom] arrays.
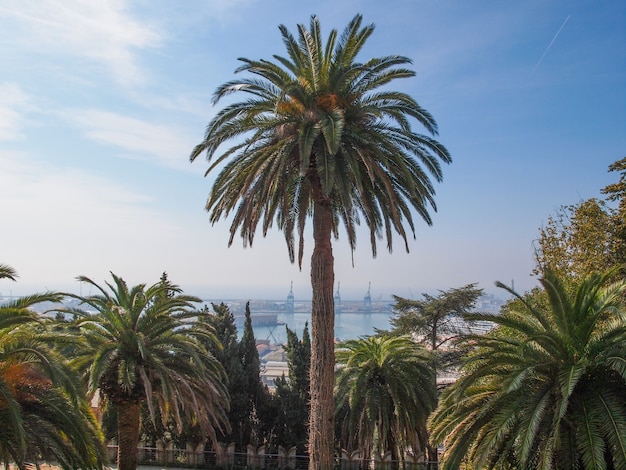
[[63, 273, 229, 470], [0, 265, 104, 469], [335, 335, 436, 466], [429, 269, 626, 470], [190, 15, 450, 467]]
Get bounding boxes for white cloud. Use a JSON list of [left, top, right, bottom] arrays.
[[63, 109, 196, 171], [0, 83, 32, 141], [0, 150, 184, 287], [0, 0, 161, 85], [0, 150, 153, 222], [0, 149, 301, 297]]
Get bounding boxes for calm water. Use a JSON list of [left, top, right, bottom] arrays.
[[247, 311, 395, 345]]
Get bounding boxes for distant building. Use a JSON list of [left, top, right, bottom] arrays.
[[286, 281, 294, 314], [363, 282, 372, 314], [261, 361, 290, 390], [259, 343, 289, 391], [477, 293, 506, 313], [334, 282, 342, 314]]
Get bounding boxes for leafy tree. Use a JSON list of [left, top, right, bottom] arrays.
[[534, 198, 624, 283], [335, 335, 435, 466], [602, 157, 626, 215], [390, 284, 483, 356], [389, 284, 483, 464], [273, 324, 311, 452], [429, 269, 626, 470], [0, 265, 104, 469], [190, 15, 450, 467], [602, 157, 626, 266], [535, 159, 626, 284], [62, 273, 229, 470]]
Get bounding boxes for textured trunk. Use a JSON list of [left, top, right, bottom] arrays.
[[388, 431, 400, 470], [427, 443, 439, 469], [308, 197, 335, 470], [117, 399, 141, 470]]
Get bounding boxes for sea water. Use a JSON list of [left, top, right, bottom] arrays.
[[249, 311, 395, 345]]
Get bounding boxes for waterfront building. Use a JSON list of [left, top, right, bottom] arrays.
[[286, 281, 294, 314], [363, 282, 372, 314], [334, 282, 342, 314]]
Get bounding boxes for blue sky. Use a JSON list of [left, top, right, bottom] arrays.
[[1, 0, 624, 301]]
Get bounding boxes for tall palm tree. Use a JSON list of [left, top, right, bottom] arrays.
[[429, 269, 626, 470], [335, 335, 436, 466], [0, 265, 104, 469], [190, 14, 450, 467], [63, 273, 229, 470]]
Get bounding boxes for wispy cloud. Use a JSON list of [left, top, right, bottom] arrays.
[[0, 83, 32, 141], [63, 109, 195, 170], [403, 5, 531, 93], [534, 14, 571, 70], [0, 150, 182, 285], [0, 0, 161, 86]]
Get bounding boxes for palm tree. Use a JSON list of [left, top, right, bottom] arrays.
[[0, 264, 17, 281], [190, 15, 451, 467], [335, 335, 436, 466], [0, 265, 104, 469], [428, 269, 626, 470], [63, 273, 229, 470]]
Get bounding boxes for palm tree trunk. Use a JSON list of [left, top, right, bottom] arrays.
[[427, 443, 438, 469], [308, 197, 335, 470], [117, 399, 141, 470], [388, 431, 400, 470]]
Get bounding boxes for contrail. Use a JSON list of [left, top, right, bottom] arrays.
[[534, 14, 571, 70]]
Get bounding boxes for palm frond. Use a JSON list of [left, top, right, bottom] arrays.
[[430, 269, 626, 470]]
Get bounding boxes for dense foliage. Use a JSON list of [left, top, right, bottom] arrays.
[[273, 324, 311, 452], [534, 198, 624, 283], [429, 269, 626, 470], [61, 273, 229, 470], [0, 265, 104, 469], [534, 158, 626, 284], [391, 284, 483, 370], [335, 335, 436, 464]]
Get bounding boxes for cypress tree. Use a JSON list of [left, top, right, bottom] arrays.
[[205, 302, 273, 450], [274, 323, 311, 452], [202, 303, 245, 447], [238, 302, 265, 448]]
